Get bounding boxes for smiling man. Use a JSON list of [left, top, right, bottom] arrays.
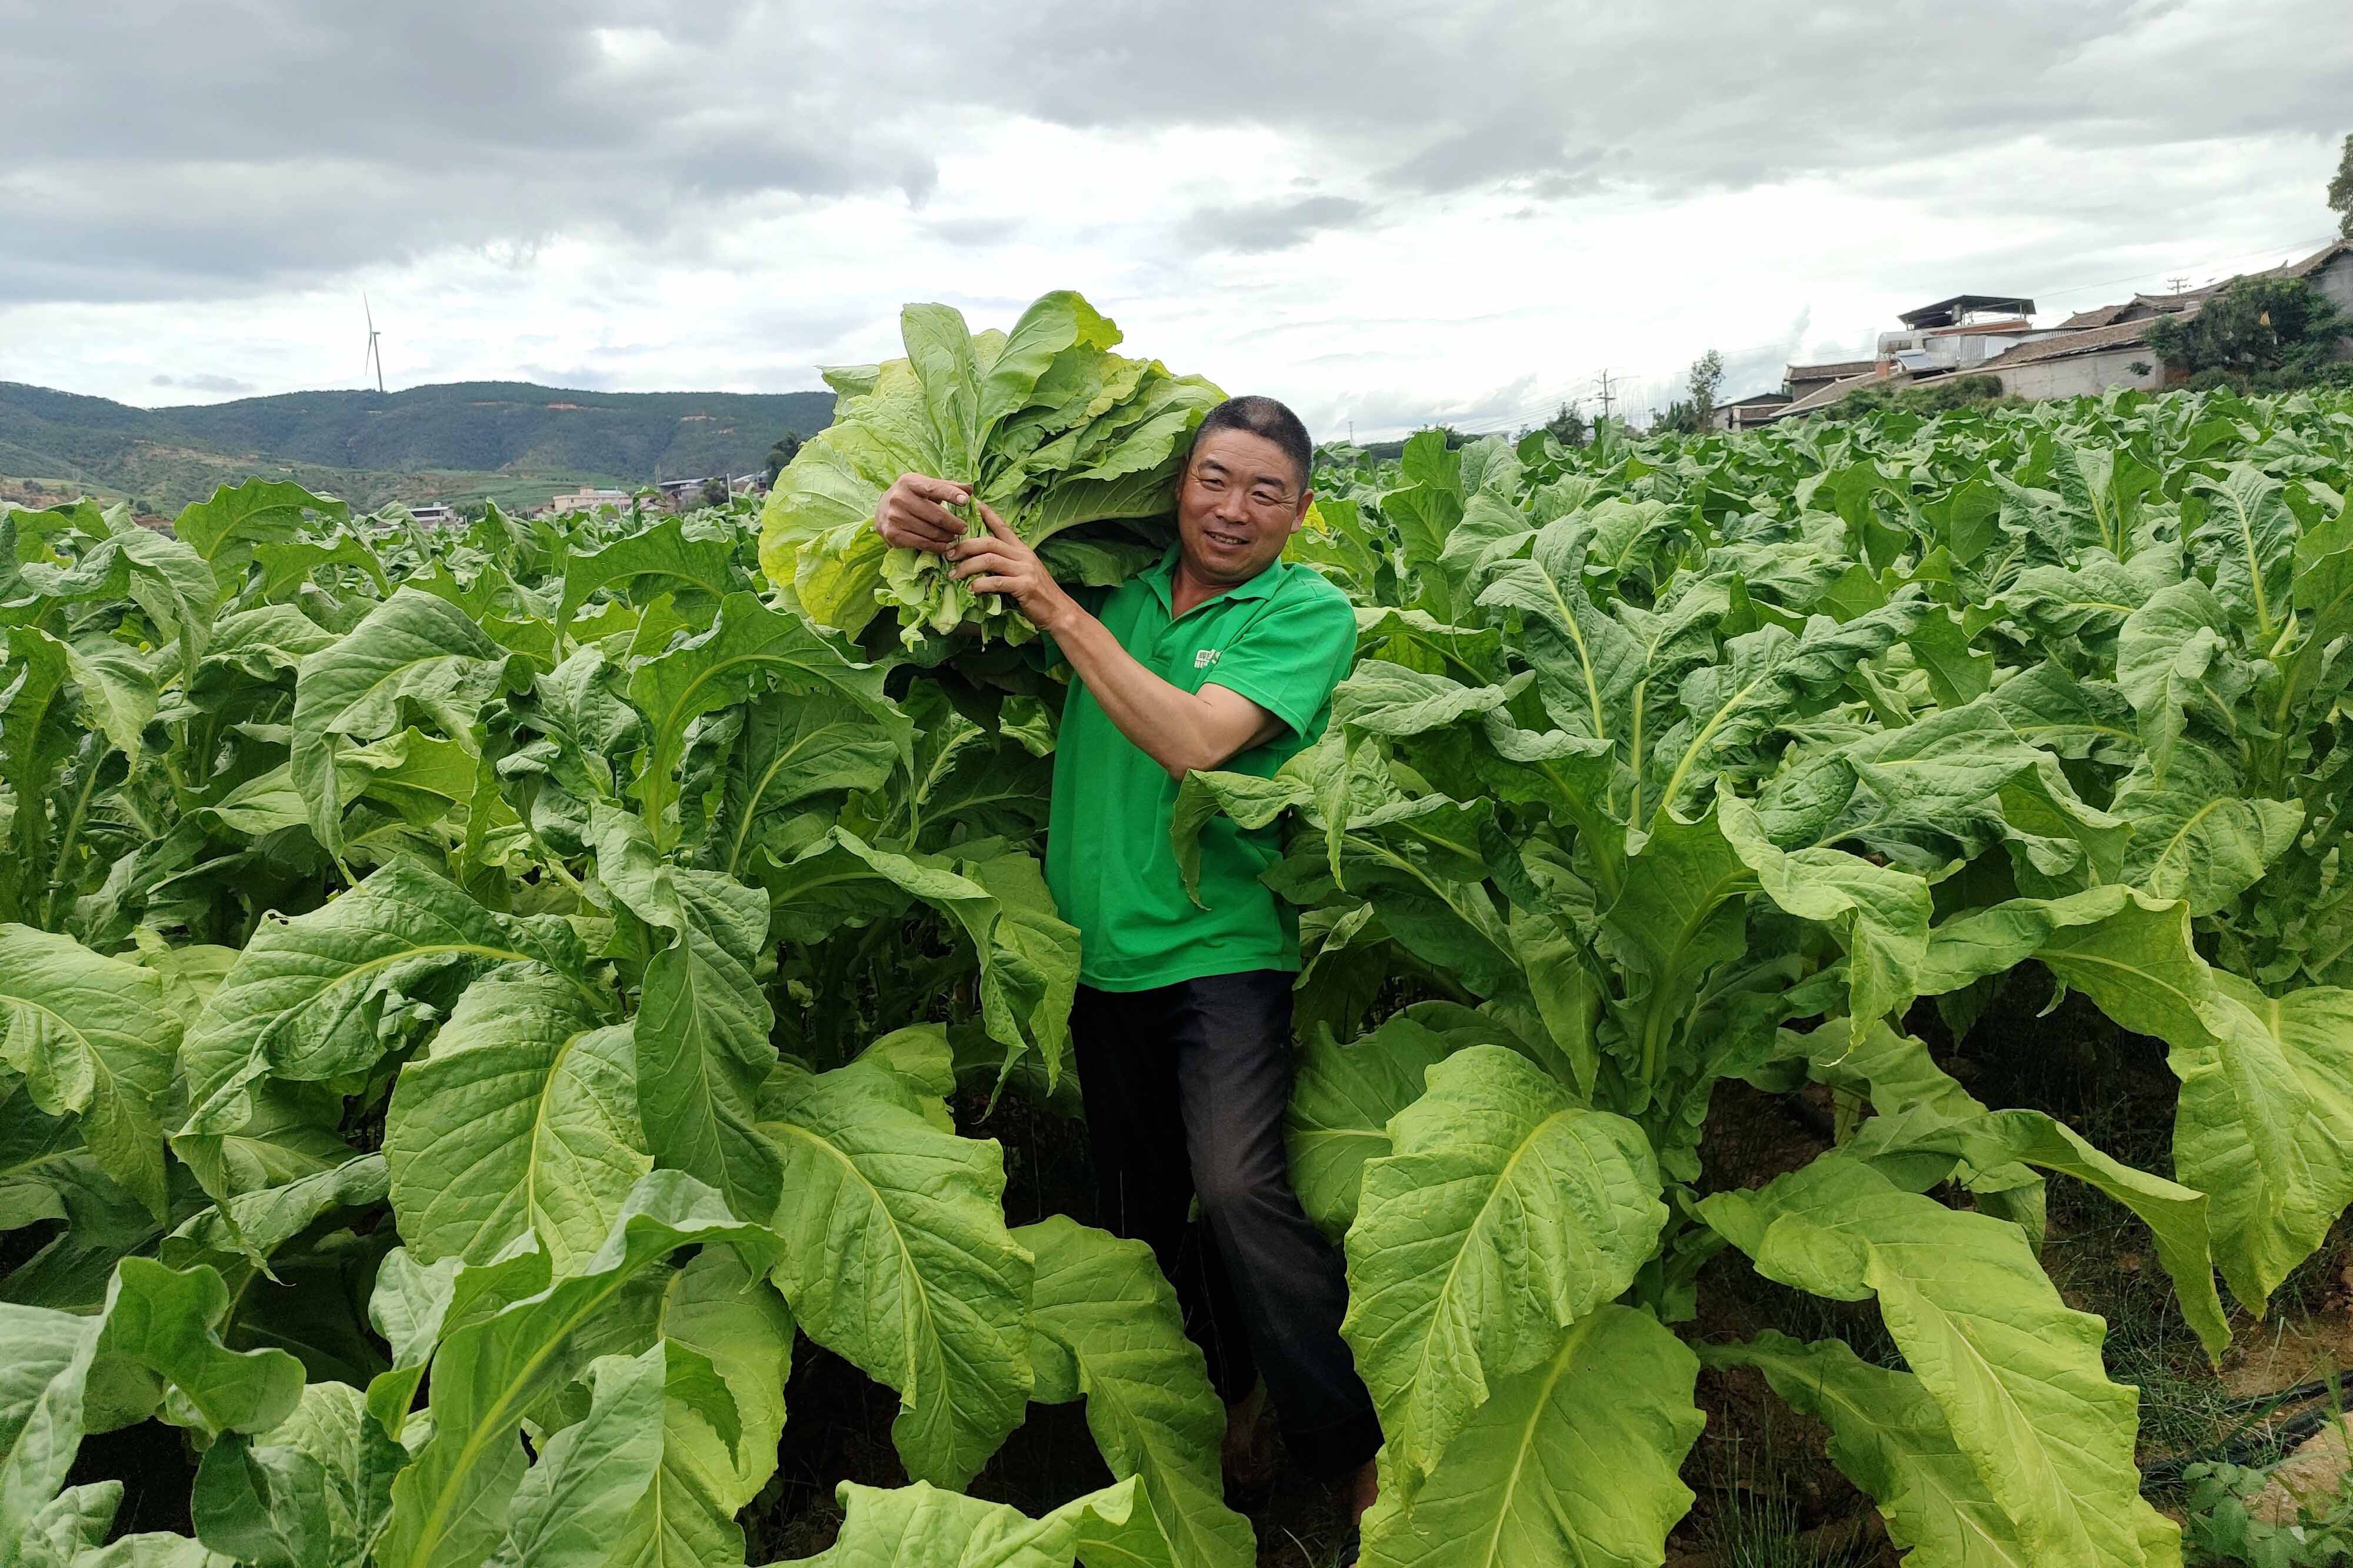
[[874, 396, 1379, 1532]]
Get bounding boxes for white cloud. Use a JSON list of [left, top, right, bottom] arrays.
[[2, 0, 2346, 439]]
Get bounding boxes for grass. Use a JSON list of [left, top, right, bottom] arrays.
[[1944, 975, 2353, 1485], [1689, 1413, 1878, 1568]]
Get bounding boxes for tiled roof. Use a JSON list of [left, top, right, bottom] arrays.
[[1785, 359, 1877, 384], [1770, 368, 1895, 419], [1978, 310, 2192, 370], [2114, 288, 2219, 320], [2051, 245, 2346, 334], [2056, 302, 2132, 330], [2263, 239, 2353, 281]]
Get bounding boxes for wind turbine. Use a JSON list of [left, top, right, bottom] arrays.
[[362, 296, 386, 393]]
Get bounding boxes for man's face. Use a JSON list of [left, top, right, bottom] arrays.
[[1174, 428, 1312, 586]]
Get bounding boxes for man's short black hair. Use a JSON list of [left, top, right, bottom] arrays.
[[1192, 395, 1313, 492]]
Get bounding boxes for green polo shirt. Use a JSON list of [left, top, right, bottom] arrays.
[[1044, 548, 1357, 992]]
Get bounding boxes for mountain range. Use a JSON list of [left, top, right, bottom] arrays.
[[0, 379, 836, 515]]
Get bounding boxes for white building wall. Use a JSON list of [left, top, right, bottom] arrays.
[[2309, 255, 2353, 361], [1994, 349, 2168, 402], [2311, 252, 2353, 315]]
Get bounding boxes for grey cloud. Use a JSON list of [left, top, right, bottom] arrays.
[[150, 372, 257, 395], [1182, 196, 1372, 254], [922, 216, 1019, 248], [982, 0, 2349, 205], [10, 0, 2350, 311], [1, 0, 940, 304]]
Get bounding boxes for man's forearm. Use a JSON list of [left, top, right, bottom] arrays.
[[1046, 606, 1267, 779]]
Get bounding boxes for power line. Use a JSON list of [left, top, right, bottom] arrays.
[[1365, 225, 2334, 440], [2024, 234, 2337, 308], [1386, 228, 2342, 441]]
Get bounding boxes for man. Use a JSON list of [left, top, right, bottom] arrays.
[[874, 396, 1381, 1530]]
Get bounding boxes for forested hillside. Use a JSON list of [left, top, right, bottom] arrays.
[[0, 379, 835, 512]]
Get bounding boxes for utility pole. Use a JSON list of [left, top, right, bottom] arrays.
[[1594, 369, 1617, 425], [2165, 275, 2191, 296]]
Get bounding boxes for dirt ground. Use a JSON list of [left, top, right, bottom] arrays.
[[56, 972, 2353, 1567], [749, 980, 2353, 1566]]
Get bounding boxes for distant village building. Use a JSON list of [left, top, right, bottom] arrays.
[[1761, 241, 2353, 421], [1878, 294, 2065, 376], [542, 476, 764, 517], [2291, 238, 2353, 316], [406, 503, 458, 526], [1975, 318, 2177, 401], [1782, 359, 1878, 404], [640, 474, 767, 511], [545, 486, 633, 514], [1708, 391, 1792, 432]]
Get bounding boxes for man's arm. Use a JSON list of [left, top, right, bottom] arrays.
[[942, 506, 1282, 780]]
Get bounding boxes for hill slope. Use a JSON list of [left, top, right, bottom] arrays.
[[0, 379, 835, 513]]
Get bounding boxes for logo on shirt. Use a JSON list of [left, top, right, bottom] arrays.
[[1194, 648, 1222, 669]]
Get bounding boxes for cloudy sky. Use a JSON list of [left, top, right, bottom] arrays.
[[4, 0, 2349, 438]]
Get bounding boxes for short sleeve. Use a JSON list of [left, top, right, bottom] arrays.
[[1203, 582, 1358, 738]]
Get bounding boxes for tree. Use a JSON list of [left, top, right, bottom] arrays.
[[2331, 131, 2353, 242], [1542, 402, 1588, 448], [1817, 373, 2011, 422], [2147, 275, 2345, 383], [701, 476, 731, 506], [1649, 350, 1727, 437], [1687, 349, 1725, 425], [765, 432, 804, 485]]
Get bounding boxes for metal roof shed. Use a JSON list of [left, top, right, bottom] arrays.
[[1898, 294, 2038, 329]]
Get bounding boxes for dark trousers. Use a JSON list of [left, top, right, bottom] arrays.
[[1071, 970, 1382, 1482]]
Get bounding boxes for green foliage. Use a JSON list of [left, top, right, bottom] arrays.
[[2181, 1457, 2353, 1567], [1541, 402, 1588, 449], [2330, 132, 2352, 243], [2149, 277, 2347, 384], [759, 290, 1222, 648], [0, 475, 1207, 1567], [1178, 388, 2353, 1566], [1654, 349, 1725, 435], [1821, 372, 2017, 422], [14, 381, 2353, 1568], [764, 434, 802, 487]]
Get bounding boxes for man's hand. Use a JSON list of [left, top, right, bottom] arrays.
[[875, 473, 972, 554], [948, 505, 1077, 632]]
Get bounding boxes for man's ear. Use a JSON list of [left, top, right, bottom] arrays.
[[1289, 489, 1314, 533]]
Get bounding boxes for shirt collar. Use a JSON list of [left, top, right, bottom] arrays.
[[1145, 543, 1284, 614]]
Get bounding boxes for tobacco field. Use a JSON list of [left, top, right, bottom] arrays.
[[5, 291, 2353, 1568]]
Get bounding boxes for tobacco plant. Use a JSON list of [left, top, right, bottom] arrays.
[[1178, 388, 2353, 1566], [7, 381, 2353, 1568]]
